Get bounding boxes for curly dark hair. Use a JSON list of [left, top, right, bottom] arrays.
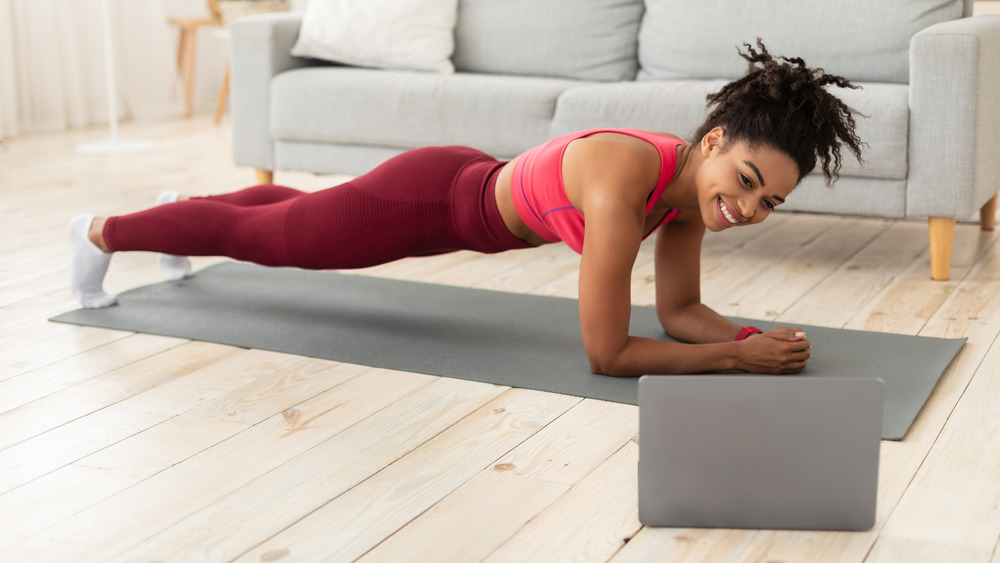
[[692, 39, 865, 186]]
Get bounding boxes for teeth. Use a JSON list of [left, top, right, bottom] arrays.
[[720, 200, 738, 224]]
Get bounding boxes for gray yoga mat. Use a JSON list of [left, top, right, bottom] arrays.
[[52, 261, 965, 440]]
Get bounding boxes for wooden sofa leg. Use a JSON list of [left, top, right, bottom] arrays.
[[981, 194, 997, 231], [929, 217, 955, 281], [255, 168, 274, 185]]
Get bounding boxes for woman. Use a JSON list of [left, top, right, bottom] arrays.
[[70, 41, 864, 377]]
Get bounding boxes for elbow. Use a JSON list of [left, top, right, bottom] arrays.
[[588, 353, 634, 377], [657, 311, 688, 340], [585, 334, 638, 376]]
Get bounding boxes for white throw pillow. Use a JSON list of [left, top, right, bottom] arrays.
[[291, 0, 459, 73]]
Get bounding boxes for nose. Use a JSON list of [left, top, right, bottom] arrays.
[[738, 197, 756, 220]]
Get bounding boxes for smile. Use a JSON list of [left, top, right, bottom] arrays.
[[717, 197, 743, 227]]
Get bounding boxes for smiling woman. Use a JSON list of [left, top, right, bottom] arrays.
[[69, 40, 863, 378]]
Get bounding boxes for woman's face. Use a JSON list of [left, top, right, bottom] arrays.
[[695, 128, 799, 233]]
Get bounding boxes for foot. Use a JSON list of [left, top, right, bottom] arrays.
[[69, 214, 118, 308], [155, 191, 193, 280]]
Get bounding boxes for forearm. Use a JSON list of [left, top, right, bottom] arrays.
[[589, 335, 741, 376], [659, 302, 742, 344]]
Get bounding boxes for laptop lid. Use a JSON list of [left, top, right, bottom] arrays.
[[638, 375, 884, 531]]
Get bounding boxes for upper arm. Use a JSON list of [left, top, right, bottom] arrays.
[[654, 210, 706, 327], [568, 137, 660, 372]]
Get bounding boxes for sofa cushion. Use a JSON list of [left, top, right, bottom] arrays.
[[551, 81, 908, 180], [637, 0, 964, 84], [551, 80, 726, 142], [782, 177, 906, 218], [271, 67, 582, 158], [291, 0, 459, 73], [452, 0, 644, 81], [829, 83, 909, 180]]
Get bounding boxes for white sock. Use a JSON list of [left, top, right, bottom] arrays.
[[155, 190, 193, 280], [69, 214, 118, 309]]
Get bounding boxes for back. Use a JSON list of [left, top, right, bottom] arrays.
[[638, 375, 884, 531]]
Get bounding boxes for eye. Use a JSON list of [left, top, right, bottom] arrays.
[[764, 200, 776, 211], [740, 173, 753, 189]]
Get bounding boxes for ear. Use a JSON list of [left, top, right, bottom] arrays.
[[700, 126, 726, 157]]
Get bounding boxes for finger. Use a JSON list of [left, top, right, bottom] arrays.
[[788, 350, 811, 363], [767, 327, 806, 341], [788, 350, 811, 362], [784, 344, 810, 359], [781, 338, 811, 352], [783, 328, 806, 341]]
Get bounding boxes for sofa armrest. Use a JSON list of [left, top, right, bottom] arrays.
[[908, 15, 1000, 219], [230, 12, 312, 171]]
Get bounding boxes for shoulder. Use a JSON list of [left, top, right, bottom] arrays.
[[564, 132, 661, 187]]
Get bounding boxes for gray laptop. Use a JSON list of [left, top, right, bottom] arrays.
[[638, 375, 884, 531]]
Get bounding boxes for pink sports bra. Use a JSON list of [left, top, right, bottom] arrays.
[[511, 128, 683, 254]]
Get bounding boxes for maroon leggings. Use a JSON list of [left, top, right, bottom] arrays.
[[104, 146, 530, 269]]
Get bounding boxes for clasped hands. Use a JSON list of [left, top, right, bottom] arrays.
[[738, 326, 811, 375]]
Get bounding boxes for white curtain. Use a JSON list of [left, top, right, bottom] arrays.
[[0, 0, 182, 138]]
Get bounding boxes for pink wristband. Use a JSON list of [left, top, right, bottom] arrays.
[[735, 326, 763, 341]]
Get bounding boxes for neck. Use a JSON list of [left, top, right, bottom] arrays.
[[660, 143, 702, 210]]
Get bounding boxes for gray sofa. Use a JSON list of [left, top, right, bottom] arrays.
[[230, 0, 1000, 280]]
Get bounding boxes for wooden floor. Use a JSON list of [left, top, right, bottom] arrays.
[[1, 118, 998, 562]]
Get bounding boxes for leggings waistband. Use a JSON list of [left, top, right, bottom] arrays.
[[452, 155, 532, 255]]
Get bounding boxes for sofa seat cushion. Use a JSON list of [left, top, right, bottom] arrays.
[[271, 67, 583, 158], [453, 0, 644, 81], [638, 0, 965, 84], [551, 81, 908, 181]]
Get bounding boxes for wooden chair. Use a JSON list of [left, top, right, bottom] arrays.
[[169, 0, 229, 123]]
